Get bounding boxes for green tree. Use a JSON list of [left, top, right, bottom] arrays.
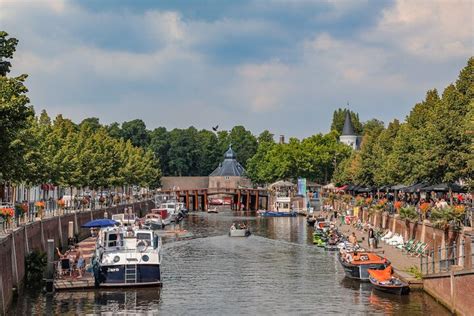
[[121, 119, 150, 148]]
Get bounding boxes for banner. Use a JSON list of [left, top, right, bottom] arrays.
[[297, 178, 307, 196]]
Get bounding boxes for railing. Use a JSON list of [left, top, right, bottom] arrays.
[[420, 239, 469, 275], [0, 195, 156, 234]]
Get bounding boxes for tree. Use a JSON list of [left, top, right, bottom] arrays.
[[121, 119, 150, 148], [0, 31, 34, 183]]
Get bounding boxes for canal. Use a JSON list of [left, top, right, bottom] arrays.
[[11, 209, 449, 315]]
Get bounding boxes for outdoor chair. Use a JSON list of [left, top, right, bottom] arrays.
[[409, 242, 426, 256], [399, 239, 415, 251], [60, 258, 72, 276], [406, 241, 422, 255], [388, 235, 404, 246], [386, 234, 401, 245], [381, 231, 393, 241], [412, 243, 429, 257]]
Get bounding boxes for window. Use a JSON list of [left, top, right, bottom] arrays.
[[225, 176, 230, 180]]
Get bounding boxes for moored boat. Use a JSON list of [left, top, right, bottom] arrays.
[[93, 226, 162, 287], [207, 207, 219, 213], [229, 227, 251, 237], [257, 210, 297, 217], [368, 266, 410, 295], [338, 250, 390, 281]]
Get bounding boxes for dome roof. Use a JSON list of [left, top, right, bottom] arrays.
[[209, 145, 246, 177]]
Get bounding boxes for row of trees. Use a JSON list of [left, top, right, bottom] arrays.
[[0, 32, 160, 191], [333, 57, 474, 188]]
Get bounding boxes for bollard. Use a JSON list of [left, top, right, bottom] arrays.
[[45, 239, 55, 292]]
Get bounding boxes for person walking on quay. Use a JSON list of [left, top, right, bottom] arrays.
[[368, 228, 375, 250]]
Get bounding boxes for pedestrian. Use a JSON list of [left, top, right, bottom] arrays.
[[368, 228, 375, 250], [348, 232, 358, 246]]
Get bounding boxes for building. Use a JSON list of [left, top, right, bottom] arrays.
[[339, 110, 361, 150], [208, 145, 251, 189]]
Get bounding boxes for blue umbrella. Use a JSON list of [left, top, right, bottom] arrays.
[[81, 219, 118, 228]]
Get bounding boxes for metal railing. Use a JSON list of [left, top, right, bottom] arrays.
[[0, 195, 156, 234], [420, 239, 468, 275]]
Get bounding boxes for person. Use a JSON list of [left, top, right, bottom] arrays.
[[230, 223, 236, 230], [76, 254, 85, 278], [368, 228, 375, 250], [348, 232, 357, 246]]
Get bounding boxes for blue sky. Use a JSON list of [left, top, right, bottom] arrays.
[[0, 0, 472, 138]]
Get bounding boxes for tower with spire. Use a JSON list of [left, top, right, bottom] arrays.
[[339, 110, 360, 150]]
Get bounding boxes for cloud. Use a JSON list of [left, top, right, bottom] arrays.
[[0, 0, 472, 139], [366, 0, 473, 60]]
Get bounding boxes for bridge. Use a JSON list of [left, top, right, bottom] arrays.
[[158, 188, 269, 212]]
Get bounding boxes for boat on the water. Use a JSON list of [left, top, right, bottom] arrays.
[[257, 210, 297, 217], [229, 228, 251, 237], [338, 249, 390, 281], [93, 226, 162, 287], [368, 266, 410, 295], [207, 207, 218, 213], [142, 213, 164, 230]]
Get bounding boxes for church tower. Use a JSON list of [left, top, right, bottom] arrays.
[[339, 110, 360, 150]]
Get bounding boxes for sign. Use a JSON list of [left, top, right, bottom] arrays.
[[297, 178, 307, 196]]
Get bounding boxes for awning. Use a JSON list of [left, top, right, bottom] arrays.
[[421, 183, 466, 193]]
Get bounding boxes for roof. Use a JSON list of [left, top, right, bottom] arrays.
[[268, 180, 295, 188], [342, 110, 356, 136], [209, 145, 246, 177]]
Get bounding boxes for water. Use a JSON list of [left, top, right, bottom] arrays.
[[11, 210, 449, 315]]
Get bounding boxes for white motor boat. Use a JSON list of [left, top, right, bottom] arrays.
[[229, 226, 251, 237], [93, 226, 162, 287]]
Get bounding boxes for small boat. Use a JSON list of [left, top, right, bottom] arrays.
[[229, 227, 251, 237], [338, 250, 390, 281], [368, 266, 410, 295], [257, 210, 297, 217], [207, 207, 218, 213], [307, 217, 316, 226], [143, 213, 164, 230]]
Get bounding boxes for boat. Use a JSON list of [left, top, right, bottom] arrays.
[[93, 226, 162, 287], [207, 207, 219, 213], [229, 226, 251, 237], [257, 210, 297, 217], [111, 213, 137, 227], [142, 213, 164, 230], [159, 202, 182, 222], [307, 216, 316, 226], [368, 266, 410, 295], [338, 249, 390, 281]]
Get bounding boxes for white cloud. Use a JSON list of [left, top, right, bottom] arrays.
[[367, 0, 473, 60]]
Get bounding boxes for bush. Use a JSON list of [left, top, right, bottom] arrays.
[[25, 250, 47, 286]]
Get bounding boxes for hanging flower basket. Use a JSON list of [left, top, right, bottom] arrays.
[[35, 201, 45, 218], [0, 207, 14, 223]]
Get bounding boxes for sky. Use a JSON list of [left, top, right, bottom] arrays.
[[0, 0, 472, 138]]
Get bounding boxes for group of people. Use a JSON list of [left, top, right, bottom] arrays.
[[56, 245, 85, 278], [230, 223, 247, 230]]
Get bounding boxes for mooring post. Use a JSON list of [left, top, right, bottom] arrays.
[[68, 221, 74, 246], [45, 239, 55, 292]]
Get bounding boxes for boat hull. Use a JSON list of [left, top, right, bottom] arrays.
[[338, 254, 387, 281], [97, 264, 161, 287], [229, 229, 251, 237], [259, 211, 297, 217], [369, 276, 410, 295]]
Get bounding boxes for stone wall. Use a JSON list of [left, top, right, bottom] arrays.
[[423, 270, 474, 315], [160, 176, 210, 190], [0, 201, 154, 313]]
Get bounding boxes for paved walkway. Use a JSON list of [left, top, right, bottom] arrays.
[[338, 222, 423, 286]]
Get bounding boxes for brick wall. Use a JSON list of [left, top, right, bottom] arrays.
[[424, 271, 474, 315], [161, 177, 210, 190]]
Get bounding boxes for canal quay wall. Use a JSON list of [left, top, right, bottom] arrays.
[[0, 200, 154, 314], [357, 208, 474, 315]]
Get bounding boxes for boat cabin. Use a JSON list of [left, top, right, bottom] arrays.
[[111, 213, 137, 227]]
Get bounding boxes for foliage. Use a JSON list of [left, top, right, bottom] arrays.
[[405, 266, 422, 280], [25, 250, 47, 285], [332, 58, 473, 187], [399, 206, 418, 222], [419, 202, 431, 214], [431, 206, 465, 230]]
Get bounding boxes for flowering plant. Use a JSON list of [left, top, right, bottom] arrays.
[[420, 202, 431, 214], [394, 201, 403, 210], [21, 202, 29, 213], [355, 196, 365, 206], [365, 197, 373, 205], [35, 201, 45, 209], [454, 205, 466, 215], [0, 208, 15, 222], [57, 199, 65, 207]]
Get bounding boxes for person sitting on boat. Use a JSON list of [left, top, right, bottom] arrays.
[[231, 223, 236, 230], [348, 232, 358, 246], [239, 223, 246, 229]]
